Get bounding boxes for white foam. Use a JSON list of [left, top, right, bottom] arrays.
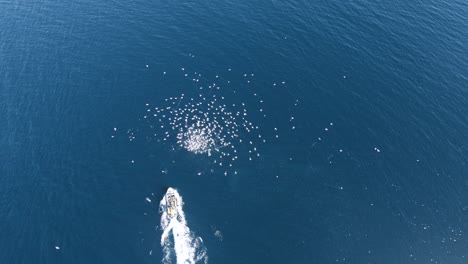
[[159, 189, 208, 264]]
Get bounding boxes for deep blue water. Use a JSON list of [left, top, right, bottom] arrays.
[[2, 0, 468, 263]]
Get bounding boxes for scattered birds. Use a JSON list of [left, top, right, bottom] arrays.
[[130, 69, 271, 173], [126, 68, 348, 179]]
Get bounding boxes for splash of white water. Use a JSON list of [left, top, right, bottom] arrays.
[[159, 189, 208, 264]]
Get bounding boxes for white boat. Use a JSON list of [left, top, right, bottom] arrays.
[[165, 187, 178, 218]]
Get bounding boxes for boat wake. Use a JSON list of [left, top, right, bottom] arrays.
[[159, 189, 208, 264]]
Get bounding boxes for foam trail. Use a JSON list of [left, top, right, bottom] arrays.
[[159, 189, 208, 264]]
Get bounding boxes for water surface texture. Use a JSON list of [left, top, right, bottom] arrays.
[[2, 0, 468, 263]]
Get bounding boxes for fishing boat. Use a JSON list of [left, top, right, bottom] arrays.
[[165, 187, 178, 218]]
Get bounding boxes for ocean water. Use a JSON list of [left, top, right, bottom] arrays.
[[1, 0, 468, 263]]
